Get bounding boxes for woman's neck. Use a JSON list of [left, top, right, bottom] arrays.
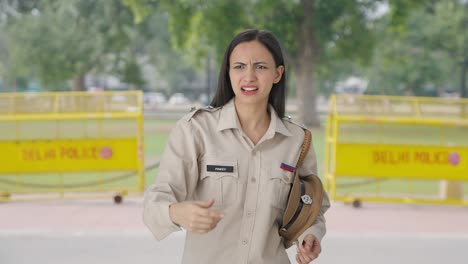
[[234, 99, 271, 145]]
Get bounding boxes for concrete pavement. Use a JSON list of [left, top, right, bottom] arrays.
[[1, 197, 467, 263]]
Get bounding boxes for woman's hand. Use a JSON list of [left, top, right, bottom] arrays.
[[169, 198, 224, 234], [295, 234, 321, 264]]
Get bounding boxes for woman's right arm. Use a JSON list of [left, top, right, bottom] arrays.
[[142, 119, 223, 240]]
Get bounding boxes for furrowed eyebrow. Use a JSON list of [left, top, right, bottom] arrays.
[[232, 62, 269, 65]]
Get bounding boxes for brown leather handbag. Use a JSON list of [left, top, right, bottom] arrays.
[[279, 129, 324, 248]]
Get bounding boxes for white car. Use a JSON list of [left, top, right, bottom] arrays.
[[168, 93, 191, 104], [144, 92, 167, 105]]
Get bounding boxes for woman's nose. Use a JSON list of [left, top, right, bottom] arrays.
[[244, 66, 257, 81]]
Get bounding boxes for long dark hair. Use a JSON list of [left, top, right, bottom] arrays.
[[210, 29, 287, 118]]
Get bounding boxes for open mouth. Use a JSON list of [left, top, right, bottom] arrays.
[[241, 87, 258, 92], [241, 87, 259, 96]]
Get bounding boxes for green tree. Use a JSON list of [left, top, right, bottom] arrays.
[[141, 10, 206, 95], [4, 0, 151, 91], [126, 0, 419, 126], [150, 0, 372, 125], [366, 0, 465, 96]]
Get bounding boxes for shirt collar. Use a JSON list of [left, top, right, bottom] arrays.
[[217, 98, 292, 137], [269, 104, 293, 137], [217, 99, 241, 131]]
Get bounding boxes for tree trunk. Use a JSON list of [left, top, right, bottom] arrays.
[[71, 74, 86, 91], [462, 2, 468, 98], [12, 78, 17, 92], [10, 78, 18, 93], [461, 58, 467, 98], [295, 0, 320, 127]]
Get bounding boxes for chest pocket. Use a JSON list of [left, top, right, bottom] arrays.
[[267, 163, 295, 210], [197, 159, 239, 208]]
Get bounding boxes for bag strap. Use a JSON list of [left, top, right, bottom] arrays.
[[296, 129, 312, 169], [280, 128, 313, 235]]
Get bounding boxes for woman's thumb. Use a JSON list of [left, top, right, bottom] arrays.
[[197, 198, 215, 208]]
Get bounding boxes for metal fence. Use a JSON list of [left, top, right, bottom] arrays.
[[0, 91, 145, 202], [325, 94, 468, 207]]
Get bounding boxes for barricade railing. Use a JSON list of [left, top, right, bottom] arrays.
[[0, 91, 145, 203], [325, 94, 468, 207]]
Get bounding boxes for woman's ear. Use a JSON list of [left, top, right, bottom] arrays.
[[273, 65, 284, 84]]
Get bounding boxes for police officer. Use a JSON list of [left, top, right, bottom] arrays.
[[143, 29, 330, 264]]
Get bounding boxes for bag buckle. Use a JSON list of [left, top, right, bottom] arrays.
[[301, 195, 312, 205]]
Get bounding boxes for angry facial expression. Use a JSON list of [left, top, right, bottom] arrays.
[[229, 41, 284, 107]]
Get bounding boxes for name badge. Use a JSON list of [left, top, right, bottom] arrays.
[[207, 165, 234, 173]]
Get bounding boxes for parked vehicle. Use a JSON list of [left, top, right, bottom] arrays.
[[144, 92, 167, 105], [168, 93, 190, 105]]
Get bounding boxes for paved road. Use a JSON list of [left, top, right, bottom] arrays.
[[1, 231, 466, 264], [1, 198, 467, 264]]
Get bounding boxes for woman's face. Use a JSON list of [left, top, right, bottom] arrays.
[[229, 40, 284, 107]]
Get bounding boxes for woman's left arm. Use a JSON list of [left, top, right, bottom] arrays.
[[295, 135, 331, 263]]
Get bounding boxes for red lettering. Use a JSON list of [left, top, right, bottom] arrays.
[[398, 151, 410, 163], [414, 151, 449, 165], [373, 151, 410, 165], [34, 149, 42, 160], [60, 147, 68, 159], [44, 149, 57, 160], [22, 149, 34, 161], [81, 147, 93, 159], [84, 147, 98, 159], [59, 146, 99, 160], [414, 152, 427, 163], [434, 152, 448, 164], [22, 146, 100, 161], [373, 151, 386, 164]]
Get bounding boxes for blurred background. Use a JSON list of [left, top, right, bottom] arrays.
[[1, 0, 467, 124], [0, 0, 467, 264]]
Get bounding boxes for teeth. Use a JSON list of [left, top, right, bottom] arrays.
[[242, 87, 258, 91]]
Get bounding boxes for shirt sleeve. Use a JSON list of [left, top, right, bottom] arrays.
[[296, 134, 331, 244], [297, 192, 331, 243], [143, 119, 201, 240]]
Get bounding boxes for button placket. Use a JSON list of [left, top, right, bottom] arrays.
[[250, 149, 259, 183], [239, 149, 260, 262]]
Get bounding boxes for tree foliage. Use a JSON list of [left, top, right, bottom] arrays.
[[3, 0, 151, 90], [366, 0, 466, 96], [156, 0, 391, 125], [2, 0, 465, 102]]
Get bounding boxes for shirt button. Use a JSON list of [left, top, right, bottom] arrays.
[[251, 177, 256, 183], [246, 211, 252, 217], [242, 239, 248, 245]]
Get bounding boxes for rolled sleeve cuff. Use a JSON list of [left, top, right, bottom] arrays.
[[297, 216, 326, 245], [143, 201, 181, 240]]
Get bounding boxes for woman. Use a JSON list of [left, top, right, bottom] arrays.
[[143, 29, 330, 264]]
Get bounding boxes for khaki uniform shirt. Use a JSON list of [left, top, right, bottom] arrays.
[[143, 99, 330, 264]]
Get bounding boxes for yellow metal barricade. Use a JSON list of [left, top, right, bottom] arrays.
[[325, 94, 468, 207], [0, 91, 145, 202]]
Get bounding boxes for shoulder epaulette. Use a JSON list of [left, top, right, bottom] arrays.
[[282, 115, 307, 129], [183, 105, 221, 121]]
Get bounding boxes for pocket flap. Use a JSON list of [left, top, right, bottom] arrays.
[[269, 165, 294, 184]]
